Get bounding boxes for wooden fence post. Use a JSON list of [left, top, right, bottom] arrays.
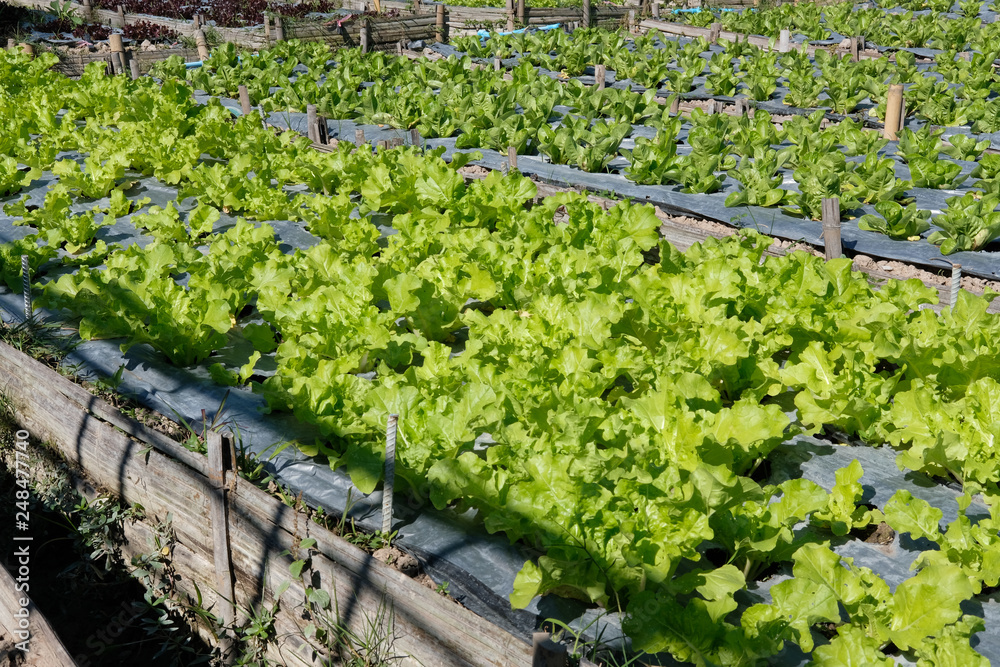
[[822, 198, 842, 261], [207, 431, 237, 665], [709, 22, 721, 44], [360, 19, 371, 53], [109, 33, 124, 74], [532, 632, 567, 667], [435, 4, 446, 42], [883, 83, 904, 140]]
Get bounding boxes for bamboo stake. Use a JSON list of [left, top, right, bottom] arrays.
[[194, 29, 210, 61], [883, 83, 904, 140], [238, 85, 252, 115]]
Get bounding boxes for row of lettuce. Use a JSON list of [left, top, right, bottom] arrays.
[[149, 37, 1000, 255], [3, 49, 1000, 665]]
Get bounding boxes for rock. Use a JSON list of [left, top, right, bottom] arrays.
[[372, 547, 397, 564], [141, 39, 152, 48], [839, 38, 852, 49]]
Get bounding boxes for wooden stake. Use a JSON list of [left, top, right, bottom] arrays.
[[81, 0, 93, 21], [129, 57, 140, 80], [264, 15, 271, 46], [506, 0, 515, 31], [883, 83, 904, 140], [194, 29, 210, 61], [777, 29, 790, 52], [709, 22, 722, 44], [355, 128, 366, 146], [6, 38, 14, 51], [652, 1, 660, 18], [274, 15, 285, 42], [193, 13, 201, 29], [595, 63, 606, 90], [669, 95, 679, 114], [207, 431, 237, 664], [410, 128, 420, 147], [111, 51, 124, 75], [109, 32, 124, 55], [20, 43, 33, 58], [532, 632, 567, 667], [117, 4, 126, 27], [582, 0, 591, 28], [508, 146, 518, 171], [307, 104, 319, 143], [382, 415, 398, 535], [360, 19, 370, 53], [821, 197, 842, 261], [435, 4, 446, 42], [850, 36, 859, 61], [517, 0, 525, 24], [238, 85, 252, 115]]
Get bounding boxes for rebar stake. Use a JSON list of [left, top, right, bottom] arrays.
[[21, 255, 31, 324], [951, 263, 962, 307], [382, 414, 398, 535]]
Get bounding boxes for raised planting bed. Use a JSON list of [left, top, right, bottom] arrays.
[[0, 336, 536, 666]]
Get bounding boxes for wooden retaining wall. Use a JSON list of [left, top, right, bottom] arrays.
[[0, 339, 535, 666], [5, 0, 439, 50], [53, 47, 201, 76]]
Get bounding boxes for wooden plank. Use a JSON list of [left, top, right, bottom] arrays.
[[0, 563, 78, 666], [228, 481, 535, 667], [0, 339, 535, 666]]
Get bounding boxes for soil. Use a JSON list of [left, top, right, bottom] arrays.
[[865, 521, 896, 546], [0, 454, 212, 666]]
